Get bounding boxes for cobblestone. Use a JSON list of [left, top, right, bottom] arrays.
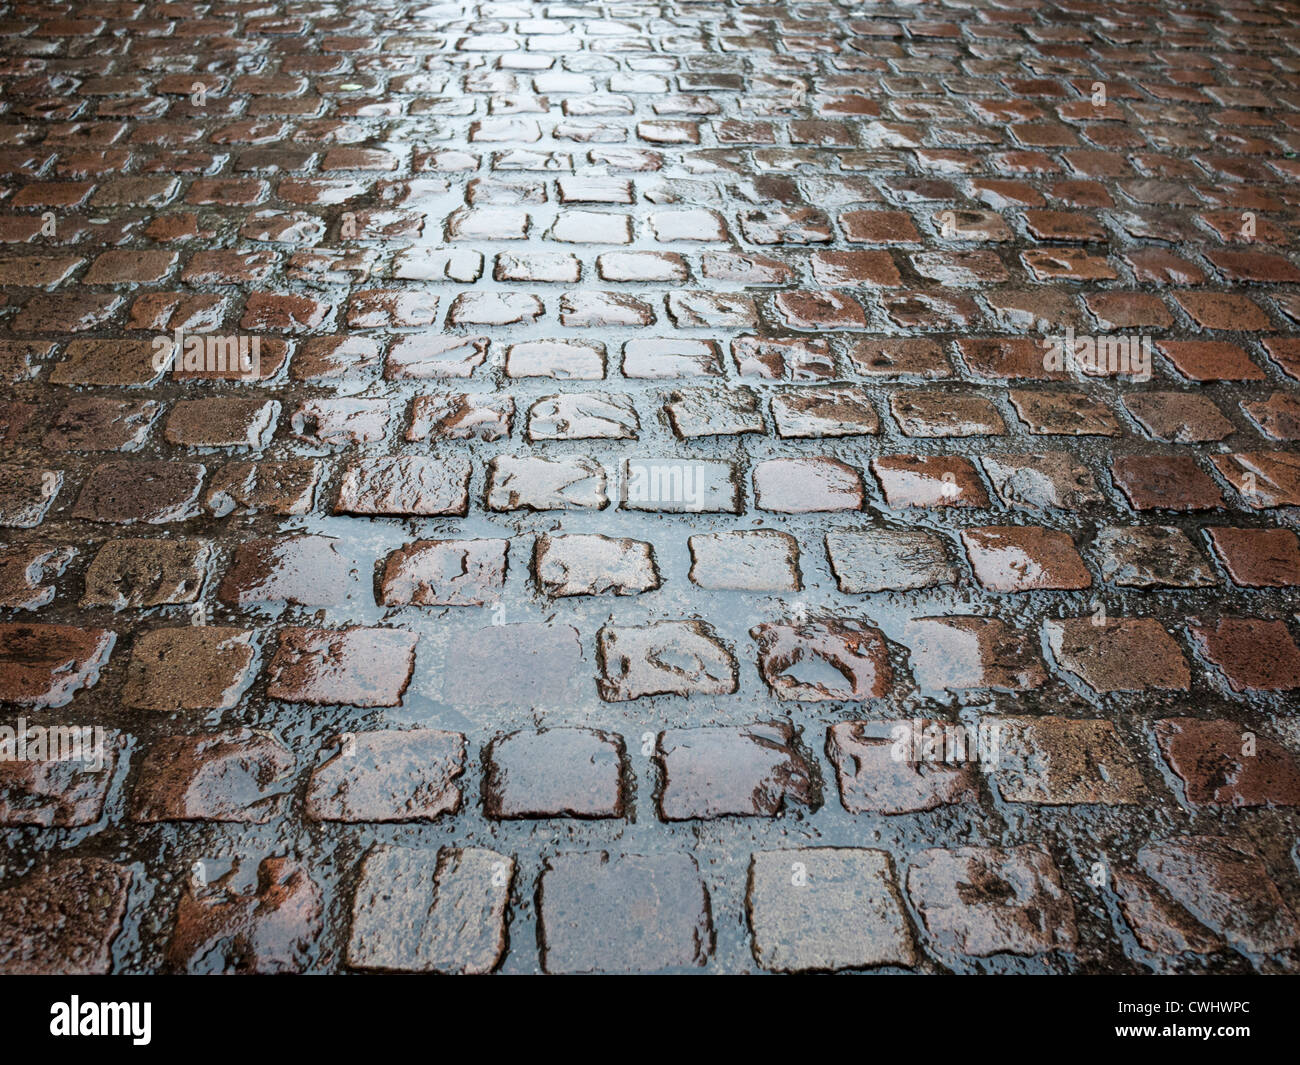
[[348, 846, 512, 974], [1206, 526, 1300, 587], [0, 623, 114, 708], [5, 0, 1300, 976], [218, 535, 360, 607], [120, 626, 257, 712], [0, 858, 131, 975], [907, 846, 1078, 959], [130, 729, 294, 824], [597, 620, 736, 701], [72, 460, 206, 524], [0, 732, 120, 828], [826, 527, 957, 593], [379, 538, 508, 607], [753, 618, 892, 701], [1045, 618, 1191, 694], [960, 525, 1091, 592], [1154, 718, 1300, 809], [484, 728, 625, 820], [827, 721, 978, 815], [1094, 526, 1218, 589], [656, 723, 816, 820], [167, 858, 322, 975], [987, 717, 1146, 806], [0, 544, 73, 610], [534, 533, 658, 596], [1188, 617, 1300, 693], [748, 849, 916, 973], [688, 530, 800, 591], [903, 617, 1047, 693], [266, 627, 419, 707], [539, 852, 711, 974], [1132, 838, 1300, 955], [306, 730, 464, 823]]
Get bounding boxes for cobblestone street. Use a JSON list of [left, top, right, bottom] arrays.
[[3, 0, 1300, 975]]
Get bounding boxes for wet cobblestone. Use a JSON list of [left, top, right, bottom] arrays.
[[2, 0, 1300, 975]]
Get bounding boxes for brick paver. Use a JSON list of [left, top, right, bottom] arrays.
[[2, 0, 1300, 975]]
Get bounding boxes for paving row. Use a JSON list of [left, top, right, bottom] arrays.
[[1, 0, 1300, 974]]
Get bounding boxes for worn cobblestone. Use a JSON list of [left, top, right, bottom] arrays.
[[4, 0, 1300, 976]]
